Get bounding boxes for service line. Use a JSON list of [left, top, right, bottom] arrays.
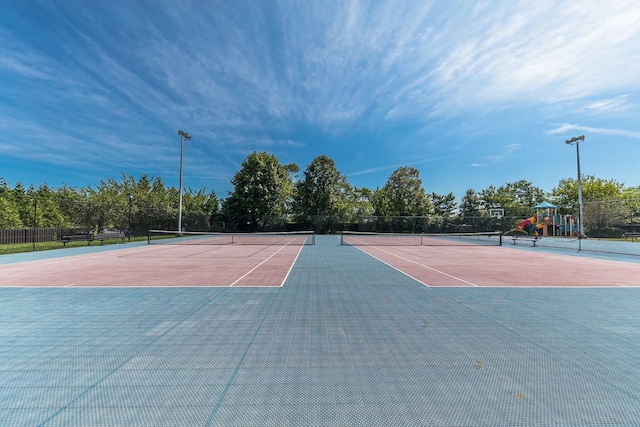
[[359, 245, 480, 287], [229, 239, 298, 287]]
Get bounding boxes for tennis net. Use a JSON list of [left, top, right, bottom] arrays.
[[340, 231, 503, 246], [148, 230, 315, 245]]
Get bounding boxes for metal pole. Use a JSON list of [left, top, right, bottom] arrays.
[[576, 141, 585, 240], [178, 135, 184, 233], [565, 135, 585, 250], [32, 197, 37, 251], [177, 130, 191, 233], [128, 193, 133, 242]]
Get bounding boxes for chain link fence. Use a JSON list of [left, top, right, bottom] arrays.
[[3, 192, 640, 247]]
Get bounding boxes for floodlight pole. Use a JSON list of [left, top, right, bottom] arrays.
[[128, 193, 133, 242], [565, 135, 585, 244], [177, 130, 191, 233]]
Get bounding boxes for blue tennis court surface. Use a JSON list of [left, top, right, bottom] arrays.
[[1, 236, 640, 426]]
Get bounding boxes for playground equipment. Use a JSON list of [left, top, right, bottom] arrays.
[[516, 202, 580, 237]]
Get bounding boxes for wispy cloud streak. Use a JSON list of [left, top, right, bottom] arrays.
[[1, 0, 639, 193], [548, 124, 640, 139]]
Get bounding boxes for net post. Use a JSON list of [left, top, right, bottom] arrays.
[[340, 231, 344, 246], [147, 230, 151, 245], [499, 232, 503, 246]]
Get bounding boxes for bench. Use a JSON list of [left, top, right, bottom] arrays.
[[623, 232, 640, 241], [94, 232, 126, 245], [59, 231, 126, 246], [511, 235, 539, 246], [59, 233, 94, 246]]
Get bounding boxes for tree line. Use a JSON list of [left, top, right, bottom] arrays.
[[0, 175, 218, 233], [2, 152, 640, 236]]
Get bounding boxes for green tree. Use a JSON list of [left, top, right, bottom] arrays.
[[33, 184, 66, 227], [505, 180, 546, 208], [480, 180, 545, 217], [342, 186, 374, 222], [551, 175, 626, 235], [373, 167, 431, 216], [284, 163, 300, 181], [550, 175, 624, 213], [86, 177, 128, 231], [12, 182, 32, 226], [54, 184, 90, 228], [479, 185, 508, 211], [0, 179, 22, 227], [225, 152, 293, 231], [430, 192, 456, 217], [0, 178, 10, 199], [294, 155, 346, 217], [621, 186, 640, 223], [182, 188, 219, 231], [143, 175, 176, 230], [0, 197, 22, 228], [459, 188, 481, 218], [119, 174, 177, 231]]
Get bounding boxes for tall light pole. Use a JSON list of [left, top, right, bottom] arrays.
[[128, 193, 133, 242], [565, 135, 585, 240], [177, 130, 191, 233]]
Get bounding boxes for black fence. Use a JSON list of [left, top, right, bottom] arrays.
[[0, 227, 87, 245]]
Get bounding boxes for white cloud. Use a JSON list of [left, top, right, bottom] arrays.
[[26, 0, 640, 134], [584, 95, 631, 112], [415, 1, 640, 114], [2, 0, 640, 194]]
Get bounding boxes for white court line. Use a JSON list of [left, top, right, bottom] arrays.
[[357, 243, 480, 287], [229, 239, 298, 287], [350, 245, 430, 287], [279, 244, 305, 287], [0, 246, 148, 270], [0, 257, 94, 271]]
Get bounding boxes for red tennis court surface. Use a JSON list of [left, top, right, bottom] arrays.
[[0, 242, 304, 287], [354, 244, 640, 287]]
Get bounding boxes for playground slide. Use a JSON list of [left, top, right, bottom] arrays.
[[516, 217, 544, 236], [516, 217, 533, 230]]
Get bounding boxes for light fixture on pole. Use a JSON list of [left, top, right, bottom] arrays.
[[565, 135, 585, 240], [177, 130, 191, 233]]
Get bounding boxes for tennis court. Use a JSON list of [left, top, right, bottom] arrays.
[[0, 231, 313, 287], [1, 233, 640, 426]]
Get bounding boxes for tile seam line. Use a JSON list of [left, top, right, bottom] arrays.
[[458, 287, 640, 405], [36, 289, 222, 427], [204, 287, 282, 426]]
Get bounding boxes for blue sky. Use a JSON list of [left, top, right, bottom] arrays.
[[2, 1, 640, 201]]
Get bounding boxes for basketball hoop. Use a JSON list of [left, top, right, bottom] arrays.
[[489, 208, 504, 220]]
